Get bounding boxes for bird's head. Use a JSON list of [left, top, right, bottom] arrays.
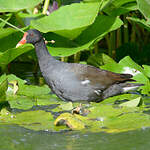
[[16, 29, 43, 47]]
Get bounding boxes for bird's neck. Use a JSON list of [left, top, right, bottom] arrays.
[[34, 39, 58, 64]]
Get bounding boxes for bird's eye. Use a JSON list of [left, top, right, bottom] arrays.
[[30, 33, 34, 36]]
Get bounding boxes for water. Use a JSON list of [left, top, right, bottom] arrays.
[[9, 62, 41, 85], [2, 62, 150, 150], [0, 124, 150, 150]]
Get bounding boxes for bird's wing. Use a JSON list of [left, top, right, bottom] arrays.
[[70, 63, 134, 90]]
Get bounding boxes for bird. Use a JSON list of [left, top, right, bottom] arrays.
[[16, 29, 143, 102]]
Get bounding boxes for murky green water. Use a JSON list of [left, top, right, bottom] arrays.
[[0, 124, 150, 150]]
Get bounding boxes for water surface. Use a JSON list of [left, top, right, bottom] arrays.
[[0, 124, 150, 150]]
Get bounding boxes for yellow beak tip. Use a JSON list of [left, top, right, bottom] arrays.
[[16, 43, 23, 48]]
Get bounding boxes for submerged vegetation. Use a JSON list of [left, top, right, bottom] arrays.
[[1, 0, 150, 133]]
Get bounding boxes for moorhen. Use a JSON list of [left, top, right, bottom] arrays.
[[16, 29, 143, 102]]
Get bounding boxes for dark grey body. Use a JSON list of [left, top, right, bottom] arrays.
[[35, 41, 100, 101], [34, 39, 142, 102], [43, 63, 101, 102]]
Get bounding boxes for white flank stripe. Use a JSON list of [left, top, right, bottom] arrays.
[[123, 86, 139, 92], [81, 80, 90, 85]]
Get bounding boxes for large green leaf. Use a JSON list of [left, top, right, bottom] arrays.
[[31, 3, 100, 39], [106, 0, 136, 7], [0, 0, 43, 12], [119, 56, 145, 73], [143, 65, 150, 78], [87, 53, 117, 67], [101, 56, 150, 95], [75, 15, 123, 45], [103, 0, 137, 16], [119, 56, 150, 95], [0, 44, 33, 67], [0, 15, 123, 59], [0, 28, 26, 52], [43, 15, 123, 57], [48, 41, 93, 57], [137, 0, 150, 20]]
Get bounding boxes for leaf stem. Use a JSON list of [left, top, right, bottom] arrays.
[[108, 31, 116, 57], [116, 28, 122, 48], [42, 0, 50, 14], [74, 52, 81, 63], [0, 18, 25, 33], [94, 43, 99, 54], [123, 15, 129, 43], [61, 57, 68, 62]]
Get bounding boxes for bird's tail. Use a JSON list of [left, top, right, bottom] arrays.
[[121, 83, 144, 92], [102, 82, 144, 100]]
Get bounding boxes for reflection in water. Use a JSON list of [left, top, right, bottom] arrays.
[[0, 124, 150, 150]]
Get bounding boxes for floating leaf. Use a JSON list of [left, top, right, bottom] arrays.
[[119, 97, 142, 107], [87, 104, 150, 132], [18, 85, 50, 97], [0, 110, 64, 131], [59, 102, 73, 111], [8, 96, 35, 110]]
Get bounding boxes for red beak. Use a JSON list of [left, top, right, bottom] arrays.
[[16, 32, 28, 48]]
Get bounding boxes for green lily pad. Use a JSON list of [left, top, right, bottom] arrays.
[[18, 84, 50, 97], [0, 109, 67, 131], [86, 104, 150, 132], [59, 102, 73, 111], [8, 96, 35, 110]]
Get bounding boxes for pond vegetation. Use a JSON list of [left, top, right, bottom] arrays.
[[1, 0, 150, 149]]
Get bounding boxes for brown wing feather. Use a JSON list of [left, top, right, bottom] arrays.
[[71, 64, 135, 90]]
